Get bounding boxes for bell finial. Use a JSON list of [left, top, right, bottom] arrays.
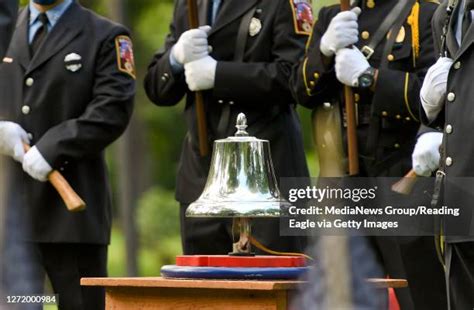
[[235, 113, 249, 137]]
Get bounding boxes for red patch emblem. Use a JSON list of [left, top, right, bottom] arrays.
[[115, 35, 136, 79], [290, 0, 314, 35]]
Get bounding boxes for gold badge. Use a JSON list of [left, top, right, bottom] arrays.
[[249, 17, 262, 37], [387, 26, 406, 43]]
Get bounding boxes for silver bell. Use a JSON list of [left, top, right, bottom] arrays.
[[186, 113, 285, 218]]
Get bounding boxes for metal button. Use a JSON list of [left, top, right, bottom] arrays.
[[446, 124, 453, 134], [447, 92, 456, 102], [164, 73, 169, 78], [323, 102, 332, 109], [218, 100, 224, 104], [446, 157, 453, 167], [382, 111, 388, 117], [25, 77, 34, 87], [21, 105, 31, 115], [454, 61, 461, 70], [229, 101, 234, 105], [387, 54, 395, 62], [161, 76, 167, 81], [27, 133, 33, 140], [394, 143, 400, 149], [405, 117, 411, 121], [354, 93, 360, 102], [367, 0, 375, 8], [314, 72, 320, 79], [361, 31, 370, 40], [64, 161, 69, 165], [60, 167, 64, 171], [310, 81, 315, 87], [395, 115, 401, 120]]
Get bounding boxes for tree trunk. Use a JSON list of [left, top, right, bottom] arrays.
[[107, 0, 140, 277]]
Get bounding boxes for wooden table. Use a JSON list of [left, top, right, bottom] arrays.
[[81, 277, 407, 310]]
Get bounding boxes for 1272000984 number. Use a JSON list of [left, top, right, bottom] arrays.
[[4, 294, 57, 305]]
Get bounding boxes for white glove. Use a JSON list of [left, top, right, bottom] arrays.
[[320, 7, 361, 57], [22, 146, 53, 182], [335, 47, 370, 87], [412, 132, 443, 177], [184, 56, 217, 91], [0, 121, 29, 163], [171, 25, 212, 65], [420, 57, 454, 121]]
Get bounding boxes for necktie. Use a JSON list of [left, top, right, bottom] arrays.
[[462, 0, 474, 41], [30, 13, 49, 55], [211, 0, 222, 25]]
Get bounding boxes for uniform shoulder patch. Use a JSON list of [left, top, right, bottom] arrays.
[[115, 35, 136, 79], [289, 0, 314, 35]]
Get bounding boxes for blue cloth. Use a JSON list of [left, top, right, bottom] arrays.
[[28, 0, 73, 44], [169, 48, 184, 74], [211, 0, 221, 25], [161, 265, 310, 280]]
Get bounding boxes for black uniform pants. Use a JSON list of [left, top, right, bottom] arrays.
[[445, 242, 474, 310], [30, 243, 108, 310], [359, 138, 447, 310], [180, 204, 307, 255]]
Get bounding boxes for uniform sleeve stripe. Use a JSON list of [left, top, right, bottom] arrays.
[[302, 57, 313, 96], [404, 72, 419, 122]]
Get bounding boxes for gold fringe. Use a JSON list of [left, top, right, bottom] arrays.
[[407, 1, 420, 67]]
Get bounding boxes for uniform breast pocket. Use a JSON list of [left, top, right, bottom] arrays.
[[58, 52, 93, 91], [370, 25, 413, 65], [388, 25, 413, 63]]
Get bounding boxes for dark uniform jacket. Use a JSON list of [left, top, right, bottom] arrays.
[[291, 3, 448, 310], [292, 0, 438, 177], [145, 0, 311, 204], [427, 1, 474, 242], [0, 0, 17, 59], [0, 2, 135, 244]]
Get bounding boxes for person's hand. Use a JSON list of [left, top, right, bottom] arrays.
[[335, 47, 370, 87], [412, 132, 443, 177], [0, 121, 29, 163], [22, 146, 53, 182], [420, 57, 454, 121], [320, 7, 361, 57], [171, 26, 212, 65], [184, 56, 217, 91]]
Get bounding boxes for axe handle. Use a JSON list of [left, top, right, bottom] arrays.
[[392, 169, 418, 195], [187, 0, 209, 157], [23, 143, 86, 212], [340, 0, 351, 10], [341, 0, 359, 175]]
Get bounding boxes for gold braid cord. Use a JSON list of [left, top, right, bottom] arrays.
[[249, 236, 314, 261]]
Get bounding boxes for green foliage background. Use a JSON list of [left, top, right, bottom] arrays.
[[22, 0, 337, 279]]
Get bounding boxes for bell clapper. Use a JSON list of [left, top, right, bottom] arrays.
[[230, 217, 255, 256]]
